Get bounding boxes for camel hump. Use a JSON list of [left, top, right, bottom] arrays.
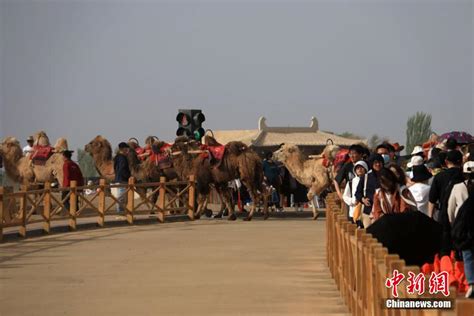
[[226, 141, 248, 156], [33, 131, 50, 146], [204, 135, 221, 147]]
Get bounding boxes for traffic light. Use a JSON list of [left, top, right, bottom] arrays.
[[176, 109, 206, 141]]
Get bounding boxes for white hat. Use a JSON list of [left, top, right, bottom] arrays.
[[463, 161, 474, 174], [411, 146, 424, 156], [353, 160, 368, 173], [407, 155, 424, 168]]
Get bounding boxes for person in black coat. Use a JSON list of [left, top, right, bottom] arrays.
[[114, 142, 131, 214], [355, 153, 384, 228]]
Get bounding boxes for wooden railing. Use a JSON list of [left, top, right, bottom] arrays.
[[326, 193, 474, 316], [0, 175, 196, 241]]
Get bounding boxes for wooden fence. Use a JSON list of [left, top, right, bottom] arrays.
[[0, 176, 196, 241], [326, 193, 474, 316]]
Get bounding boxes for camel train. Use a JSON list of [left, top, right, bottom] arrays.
[[0, 131, 341, 221]]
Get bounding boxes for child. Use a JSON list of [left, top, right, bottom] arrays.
[[343, 161, 368, 225]]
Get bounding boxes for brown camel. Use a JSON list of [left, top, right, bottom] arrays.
[[125, 140, 178, 182], [172, 136, 269, 221], [84, 136, 115, 181], [272, 143, 339, 219], [0, 132, 67, 186]]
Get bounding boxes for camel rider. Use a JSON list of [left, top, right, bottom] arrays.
[[23, 136, 34, 156]]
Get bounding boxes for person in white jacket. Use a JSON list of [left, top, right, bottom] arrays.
[[408, 164, 432, 216], [448, 161, 474, 224], [343, 160, 368, 223]]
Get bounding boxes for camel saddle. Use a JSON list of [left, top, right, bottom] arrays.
[[135, 147, 146, 160], [31, 145, 54, 166], [150, 143, 173, 169], [333, 148, 350, 171]]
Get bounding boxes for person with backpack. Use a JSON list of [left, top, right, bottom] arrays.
[[408, 164, 432, 216], [342, 161, 368, 225]]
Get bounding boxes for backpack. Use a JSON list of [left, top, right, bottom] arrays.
[[451, 194, 474, 250]]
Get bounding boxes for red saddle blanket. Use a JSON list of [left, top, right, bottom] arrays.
[[207, 145, 225, 161], [31, 145, 54, 164], [150, 143, 173, 169]]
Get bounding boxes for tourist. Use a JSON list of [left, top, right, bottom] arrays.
[[371, 168, 416, 220], [333, 144, 365, 200], [355, 153, 384, 228], [342, 160, 368, 225], [62, 149, 84, 212], [448, 161, 474, 224], [408, 165, 432, 216], [428, 150, 464, 257], [375, 144, 391, 165], [114, 142, 131, 214]]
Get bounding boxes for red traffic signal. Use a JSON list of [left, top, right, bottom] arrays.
[[176, 112, 191, 126]]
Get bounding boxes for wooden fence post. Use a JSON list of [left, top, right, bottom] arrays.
[[187, 175, 195, 220], [98, 179, 106, 227], [127, 177, 135, 225], [69, 181, 77, 230], [0, 187, 4, 242], [19, 184, 27, 238], [43, 182, 51, 234], [157, 177, 166, 223]]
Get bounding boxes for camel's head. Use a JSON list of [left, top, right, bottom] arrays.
[[273, 143, 300, 163], [33, 130, 50, 146], [0, 137, 22, 159], [85, 135, 112, 160]]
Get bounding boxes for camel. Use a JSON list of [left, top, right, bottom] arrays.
[[172, 135, 269, 221], [272, 143, 340, 219], [125, 140, 178, 182], [84, 136, 115, 181], [170, 137, 215, 218], [0, 132, 67, 187]]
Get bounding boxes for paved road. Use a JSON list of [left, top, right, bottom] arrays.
[[0, 218, 348, 315]]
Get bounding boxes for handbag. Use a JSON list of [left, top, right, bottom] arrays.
[[353, 202, 362, 221]]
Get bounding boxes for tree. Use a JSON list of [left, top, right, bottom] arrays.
[[368, 134, 390, 150], [77, 148, 99, 179], [406, 112, 432, 155], [337, 131, 364, 140]]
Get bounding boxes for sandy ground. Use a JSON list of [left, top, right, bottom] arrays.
[[0, 217, 348, 316]]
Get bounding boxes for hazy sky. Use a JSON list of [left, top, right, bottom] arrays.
[[0, 0, 472, 153]]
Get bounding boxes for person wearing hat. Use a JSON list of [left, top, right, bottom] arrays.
[[355, 153, 384, 228], [23, 136, 34, 156], [114, 142, 131, 214], [408, 165, 432, 216], [342, 160, 368, 224], [62, 149, 84, 212]]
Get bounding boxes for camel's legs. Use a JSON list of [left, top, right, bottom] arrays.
[[194, 193, 208, 219], [213, 190, 228, 218], [218, 188, 236, 220], [243, 185, 269, 221], [307, 190, 320, 220]]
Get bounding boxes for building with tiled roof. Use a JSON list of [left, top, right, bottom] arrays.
[[213, 117, 366, 156]]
